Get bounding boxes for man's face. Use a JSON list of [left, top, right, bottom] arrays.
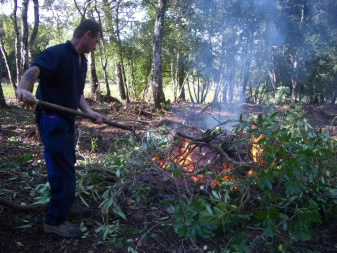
[[83, 32, 101, 53]]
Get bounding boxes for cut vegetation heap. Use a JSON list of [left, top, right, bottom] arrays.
[[68, 104, 337, 251], [1, 103, 337, 252]]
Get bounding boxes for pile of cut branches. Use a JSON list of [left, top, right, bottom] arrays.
[[80, 105, 337, 252]]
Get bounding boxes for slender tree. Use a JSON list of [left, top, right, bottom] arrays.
[[0, 38, 6, 107], [151, 0, 166, 109], [94, 2, 111, 96]]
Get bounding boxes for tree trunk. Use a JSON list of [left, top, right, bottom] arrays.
[[90, 51, 99, 96], [152, 0, 167, 109], [331, 92, 337, 105], [222, 80, 228, 104], [0, 35, 15, 89], [29, 0, 40, 66], [200, 79, 211, 104], [0, 62, 7, 108], [114, 0, 129, 102], [177, 54, 186, 101], [21, 0, 30, 72], [213, 39, 226, 103], [187, 75, 195, 103], [0, 85, 6, 108], [228, 60, 235, 104], [291, 62, 299, 103], [11, 0, 39, 94], [116, 63, 127, 100], [331, 76, 337, 104], [98, 40, 110, 97], [101, 0, 126, 100], [95, 7, 111, 97], [172, 54, 177, 102], [13, 0, 21, 87], [241, 36, 252, 102], [128, 57, 136, 98], [121, 62, 130, 102], [142, 55, 152, 101]]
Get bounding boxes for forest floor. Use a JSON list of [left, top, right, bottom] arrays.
[[1, 98, 337, 253]]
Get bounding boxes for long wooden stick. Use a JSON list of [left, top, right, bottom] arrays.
[[35, 99, 135, 132]]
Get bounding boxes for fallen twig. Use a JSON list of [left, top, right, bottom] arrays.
[[0, 197, 44, 212]]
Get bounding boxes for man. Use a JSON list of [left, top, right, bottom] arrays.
[[16, 19, 105, 238]]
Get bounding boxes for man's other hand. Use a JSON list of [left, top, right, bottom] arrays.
[[16, 88, 35, 106], [87, 110, 106, 124]]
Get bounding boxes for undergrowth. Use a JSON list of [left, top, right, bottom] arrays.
[[31, 105, 337, 252]]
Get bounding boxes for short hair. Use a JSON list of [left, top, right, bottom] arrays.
[[73, 19, 102, 38]]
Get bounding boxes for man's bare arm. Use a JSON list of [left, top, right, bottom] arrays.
[[16, 66, 40, 102], [79, 95, 105, 124]]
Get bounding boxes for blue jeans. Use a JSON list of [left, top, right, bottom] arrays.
[[38, 113, 76, 225]]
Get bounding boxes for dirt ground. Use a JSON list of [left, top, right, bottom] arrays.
[[1, 99, 337, 253]]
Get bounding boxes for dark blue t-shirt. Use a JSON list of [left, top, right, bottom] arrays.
[[32, 41, 87, 119]]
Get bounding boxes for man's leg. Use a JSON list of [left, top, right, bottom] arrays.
[[38, 113, 81, 238]]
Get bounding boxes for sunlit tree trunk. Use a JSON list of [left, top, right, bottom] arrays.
[[29, 0, 40, 61], [98, 41, 111, 97], [152, 0, 166, 109], [116, 63, 127, 100], [13, 0, 20, 87], [90, 51, 99, 95], [11, 0, 39, 93], [21, 0, 30, 73], [0, 33, 15, 90]]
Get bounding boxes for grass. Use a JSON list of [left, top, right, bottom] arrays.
[[2, 83, 16, 98]]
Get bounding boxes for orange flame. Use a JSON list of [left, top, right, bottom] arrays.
[[250, 124, 265, 164], [152, 139, 236, 185]]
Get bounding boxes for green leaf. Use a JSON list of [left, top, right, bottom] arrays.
[[16, 224, 32, 229], [116, 169, 121, 178], [79, 194, 90, 207], [212, 190, 221, 200], [258, 175, 274, 190], [319, 148, 335, 155]]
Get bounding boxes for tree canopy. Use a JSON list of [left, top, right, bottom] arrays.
[[0, 0, 336, 106]]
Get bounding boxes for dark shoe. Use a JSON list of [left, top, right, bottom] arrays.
[[69, 201, 94, 217], [43, 221, 82, 239]]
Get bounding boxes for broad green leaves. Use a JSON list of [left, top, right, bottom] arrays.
[[170, 105, 337, 251]]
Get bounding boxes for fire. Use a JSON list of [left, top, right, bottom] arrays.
[[251, 134, 264, 163], [152, 126, 264, 185], [152, 139, 236, 185], [251, 125, 265, 164]]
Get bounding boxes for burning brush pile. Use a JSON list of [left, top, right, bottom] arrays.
[[86, 106, 336, 251], [141, 108, 335, 250], [152, 126, 255, 187]]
